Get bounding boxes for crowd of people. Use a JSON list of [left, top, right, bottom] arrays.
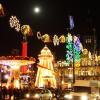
[[0, 86, 28, 100], [0, 86, 66, 100]]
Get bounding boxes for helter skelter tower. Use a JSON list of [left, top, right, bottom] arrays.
[[35, 45, 56, 88]]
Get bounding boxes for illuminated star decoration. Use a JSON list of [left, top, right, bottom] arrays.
[[9, 16, 20, 32]]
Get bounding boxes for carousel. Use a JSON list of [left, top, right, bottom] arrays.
[[0, 56, 35, 88]]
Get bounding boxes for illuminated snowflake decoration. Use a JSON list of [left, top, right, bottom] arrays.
[[9, 16, 20, 32]]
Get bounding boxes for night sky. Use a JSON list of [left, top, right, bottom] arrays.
[[0, 0, 100, 59]]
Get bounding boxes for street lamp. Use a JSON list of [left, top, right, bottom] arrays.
[[68, 15, 75, 89]]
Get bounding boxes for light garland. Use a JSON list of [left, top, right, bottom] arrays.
[[37, 32, 66, 46]]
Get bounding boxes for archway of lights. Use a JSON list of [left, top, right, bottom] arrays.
[[0, 56, 35, 88]]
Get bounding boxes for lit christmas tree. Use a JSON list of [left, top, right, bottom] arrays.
[[66, 33, 82, 66]]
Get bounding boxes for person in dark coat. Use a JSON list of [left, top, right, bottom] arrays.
[[8, 87, 13, 99], [2, 86, 7, 99]]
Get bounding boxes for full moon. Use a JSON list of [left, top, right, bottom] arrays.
[[34, 7, 40, 13]]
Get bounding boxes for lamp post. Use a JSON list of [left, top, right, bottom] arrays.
[[72, 34, 75, 84], [68, 15, 75, 88]]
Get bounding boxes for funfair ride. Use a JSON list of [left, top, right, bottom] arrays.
[[35, 45, 57, 88], [0, 56, 35, 88]]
